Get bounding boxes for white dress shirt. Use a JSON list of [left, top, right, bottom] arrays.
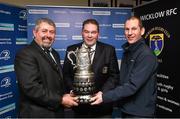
[[83, 43, 96, 64]]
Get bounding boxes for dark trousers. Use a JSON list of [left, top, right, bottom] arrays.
[[121, 111, 155, 118], [73, 104, 112, 118]]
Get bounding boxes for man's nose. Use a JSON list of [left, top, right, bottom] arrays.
[[47, 31, 51, 36], [128, 29, 132, 35], [46, 31, 53, 37], [88, 32, 93, 37]]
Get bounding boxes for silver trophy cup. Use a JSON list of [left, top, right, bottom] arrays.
[[67, 44, 95, 104]]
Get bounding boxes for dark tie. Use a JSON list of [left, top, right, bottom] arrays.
[[88, 47, 94, 64], [44, 48, 57, 64], [43, 48, 63, 80]]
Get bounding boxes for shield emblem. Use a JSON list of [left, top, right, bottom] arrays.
[[149, 34, 164, 56]]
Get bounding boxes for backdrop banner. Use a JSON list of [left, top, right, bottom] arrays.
[[134, 0, 180, 117], [0, 3, 27, 118], [27, 5, 132, 64]]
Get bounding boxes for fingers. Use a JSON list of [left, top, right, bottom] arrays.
[[97, 91, 103, 95], [62, 94, 79, 107], [69, 96, 79, 106], [91, 100, 98, 105], [89, 95, 97, 102], [73, 96, 78, 102], [64, 99, 78, 107], [90, 95, 99, 105], [72, 100, 78, 106], [90, 91, 103, 105], [62, 91, 103, 107]]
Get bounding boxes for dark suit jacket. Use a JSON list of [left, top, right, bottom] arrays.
[[14, 40, 65, 118], [63, 41, 120, 117]]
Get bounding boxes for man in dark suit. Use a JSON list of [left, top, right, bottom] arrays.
[[63, 19, 120, 117], [91, 16, 158, 118], [14, 18, 78, 118]]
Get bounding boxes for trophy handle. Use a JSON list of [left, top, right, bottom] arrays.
[[67, 50, 77, 68]]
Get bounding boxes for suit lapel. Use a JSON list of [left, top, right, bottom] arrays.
[[43, 49, 58, 71], [31, 41, 62, 75], [51, 50, 63, 79], [44, 50, 63, 79], [92, 42, 103, 73]]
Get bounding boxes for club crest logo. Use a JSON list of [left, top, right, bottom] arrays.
[[145, 27, 170, 56], [150, 34, 164, 56]]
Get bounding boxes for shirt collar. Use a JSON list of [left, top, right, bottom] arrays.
[[83, 43, 96, 51], [122, 38, 144, 52], [41, 47, 52, 52]]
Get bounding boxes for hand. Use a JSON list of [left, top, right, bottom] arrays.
[[61, 94, 78, 108], [90, 91, 103, 105]]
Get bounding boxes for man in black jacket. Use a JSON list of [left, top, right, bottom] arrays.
[[14, 18, 78, 118], [91, 16, 158, 118], [63, 19, 120, 117]]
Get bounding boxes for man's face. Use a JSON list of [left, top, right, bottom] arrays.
[[33, 22, 56, 48], [82, 23, 99, 47], [124, 19, 144, 44]]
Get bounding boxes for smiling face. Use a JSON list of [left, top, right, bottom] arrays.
[[124, 18, 145, 44], [82, 23, 99, 47], [33, 21, 56, 49]]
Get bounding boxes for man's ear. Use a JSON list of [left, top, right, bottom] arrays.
[[141, 27, 145, 36], [33, 29, 36, 37]]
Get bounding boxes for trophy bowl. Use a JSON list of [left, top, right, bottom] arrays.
[[73, 71, 95, 103]]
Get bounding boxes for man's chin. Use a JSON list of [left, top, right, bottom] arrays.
[[85, 42, 95, 47], [42, 44, 51, 49]]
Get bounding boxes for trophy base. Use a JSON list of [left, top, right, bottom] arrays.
[[77, 95, 92, 104]]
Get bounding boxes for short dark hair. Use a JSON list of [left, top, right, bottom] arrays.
[[82, 19, 99, 32], [126, 16, 143, 28], [34, 17, 56, 31]]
